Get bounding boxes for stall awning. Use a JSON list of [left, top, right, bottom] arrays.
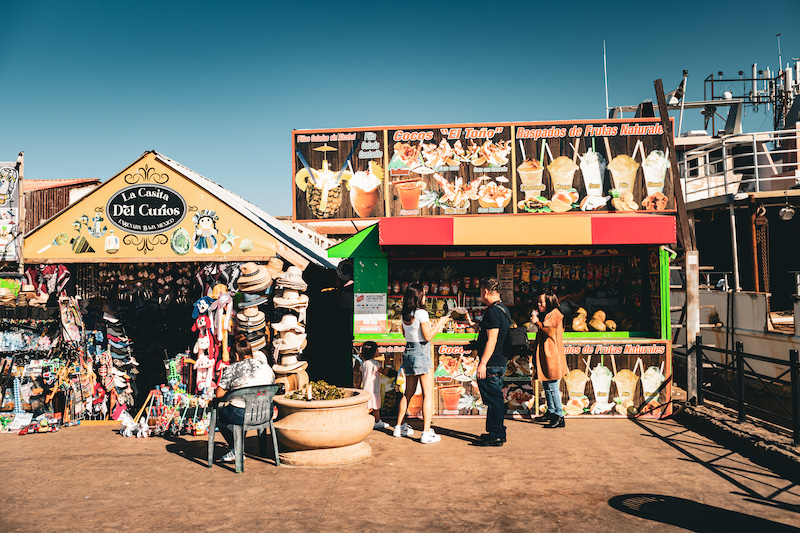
[[24, 151, 338, 268], [378, 214, 676, 246]]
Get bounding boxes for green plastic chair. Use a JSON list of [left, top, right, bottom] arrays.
[[207, 384, 281, 472]]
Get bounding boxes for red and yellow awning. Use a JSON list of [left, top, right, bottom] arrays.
[[378, 213, 676, 246]]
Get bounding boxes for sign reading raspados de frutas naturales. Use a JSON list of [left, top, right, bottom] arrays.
[[105, 185, 187, 235]]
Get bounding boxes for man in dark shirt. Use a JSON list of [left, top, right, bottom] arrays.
[[470, 277, 510, 447]]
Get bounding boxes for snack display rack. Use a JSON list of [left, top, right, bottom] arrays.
[[317, 117, 679, 420]]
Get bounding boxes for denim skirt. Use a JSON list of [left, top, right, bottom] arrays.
[[402, 341, 432, 375]]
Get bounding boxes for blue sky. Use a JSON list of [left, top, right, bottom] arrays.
[[1, 0, 798, 216]]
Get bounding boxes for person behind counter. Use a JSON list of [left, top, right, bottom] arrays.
[[395, 283, 449, 444], [360, 341, 392, 430], [558, 283, 586, 319], [214, 333, 276, 462], [531, 290, 568, 429], [463, 277, 511, 447]]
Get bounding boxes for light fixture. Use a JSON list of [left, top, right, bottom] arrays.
[[779, 192, 795, 221]]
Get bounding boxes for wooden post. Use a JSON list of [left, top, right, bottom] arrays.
[[654, 79, 695, 252]]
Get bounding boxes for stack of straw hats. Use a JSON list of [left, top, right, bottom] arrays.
[[0, 288, 16, 307], [235, 262, 273, 352], [272, 266, 310, 388], [236, 262, 272, 294], [16, 285, 36, 307]]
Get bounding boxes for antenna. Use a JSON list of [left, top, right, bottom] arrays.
[[603, 40, 610, 118], [777, 33, 782, 71]]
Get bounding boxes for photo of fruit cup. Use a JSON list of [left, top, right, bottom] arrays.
[[642, 150, 668, 197], [564, 369, 589, 400], [547, 156, 579, 192], [407, 392, 424, 416], [439, 386, 461, 411], [517, 159, 545, 198], [393, 180, 426, 210], [641, 366, 666, 404], [607, 155, 640, 196], [579, 149, 607, 197]]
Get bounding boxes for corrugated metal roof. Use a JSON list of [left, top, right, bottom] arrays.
[[153, 152, 339, 270], [24, 178, 100, 192]]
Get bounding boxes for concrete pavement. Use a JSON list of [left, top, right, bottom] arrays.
[[1, 417, 799, 532]]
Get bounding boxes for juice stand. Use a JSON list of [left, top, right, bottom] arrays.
[[294, 119, 677, 419]]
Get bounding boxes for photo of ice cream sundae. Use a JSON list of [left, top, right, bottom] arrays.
[[348, 161, 383, 218], [517, 159, 545, 198]]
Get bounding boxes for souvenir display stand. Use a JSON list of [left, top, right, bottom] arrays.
[[17, 151, 336, 429], [311, 117, 680, 420]]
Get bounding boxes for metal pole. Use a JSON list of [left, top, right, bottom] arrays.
[[604, 41, 610, 117], [790, 349, 800, 445], [729, 203, 742, 291], [686, 251, 700, 403], [736, 341, 746, 423], [751, 134, 760, 193], [696, 335, 704, 406], [678, 71, 688, 137]]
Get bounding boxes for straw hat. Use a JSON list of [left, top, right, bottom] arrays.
[[236, 312, 266, 331], [236, 262, 272, 293], [265, 256, 285, 280], [271, 314, 305, 334], [274, 330, 307, 351], [275, 266, 307, 291], [250, 336, 267, 351], [273, 289, 309, 308], [237, 292, 269, 309], [273, 354, 307, 373]]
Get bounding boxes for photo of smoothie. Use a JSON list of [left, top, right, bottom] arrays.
[[349, 161, 383, 218], [612, 369, 640, 400], [564, 368, 589, 400], [517, 159, 545, 198], [393, 180, 426, 211], [641, 365, 666, 403], [547, 156, 579, 192], [607, 155, 640, 195], [642, 150, 668, 197], [579, 148, 607, 196], [589, 363, 613, 403]]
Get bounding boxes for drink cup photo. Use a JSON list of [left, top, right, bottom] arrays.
[[579, 149, 607, 196], [439, 386, 462, 411], [607, 155, 639, 195], [612, 369, 640, 400], [589, 364, 613, 403], [642, 150, 668, 197], [517, 159, 545, 198], [641, 366, 665, 403], [564, 369, 589, 400], [349, 162, 384, 218], [547, 156, 579, 192], [394, 180, 426, 211]]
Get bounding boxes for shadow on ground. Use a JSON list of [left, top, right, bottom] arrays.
[[609, 494, 800, 532]]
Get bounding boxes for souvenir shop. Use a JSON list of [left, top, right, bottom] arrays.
[[299, 118, 679, 420], [2, 151, 338, 434]]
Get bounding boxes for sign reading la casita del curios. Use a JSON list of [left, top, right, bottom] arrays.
[[105, 184, 187, 235]]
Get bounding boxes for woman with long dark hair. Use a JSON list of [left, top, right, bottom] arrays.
[[214, 333, 276, 461], [394, 282, 449, 443], [531, 290, 568, 428]]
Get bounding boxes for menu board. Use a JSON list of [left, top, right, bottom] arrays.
[[292, 119, 674, 222], [0, 162, 20, 261]]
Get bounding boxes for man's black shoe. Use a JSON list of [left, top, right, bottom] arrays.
[[471, 437, 504, 447], [532, 413, 553, 422], [477, 433, 507, 443], [544, 416, 565, 428]]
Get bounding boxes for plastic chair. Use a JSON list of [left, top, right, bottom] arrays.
[[207, 384, 281, 472]]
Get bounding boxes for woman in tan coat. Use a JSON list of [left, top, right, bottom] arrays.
[[531, 291, 568, 428]]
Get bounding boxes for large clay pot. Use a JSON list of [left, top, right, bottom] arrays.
[[273, 388, 373, 451]]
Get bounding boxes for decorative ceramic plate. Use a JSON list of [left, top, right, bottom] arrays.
[[170, 228, 191, 255]]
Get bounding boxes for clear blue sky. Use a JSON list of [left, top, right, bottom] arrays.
[[2, 0, 797, 216]]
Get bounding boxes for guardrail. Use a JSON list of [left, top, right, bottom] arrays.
[[679, 128, 800, 202], [673, 335, 800, 445]]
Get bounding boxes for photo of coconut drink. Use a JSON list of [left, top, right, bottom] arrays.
[[348, 161, 383, 218], [295, 144, 355, 219]]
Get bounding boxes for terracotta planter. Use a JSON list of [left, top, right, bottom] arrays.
[[273, 388, 374, 451]]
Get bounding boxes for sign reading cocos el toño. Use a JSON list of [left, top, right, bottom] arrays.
[[105, 185, 187, 235]]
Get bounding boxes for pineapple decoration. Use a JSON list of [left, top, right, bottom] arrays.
[[429, 268, 440, 296], [439, 265, 457, 296]]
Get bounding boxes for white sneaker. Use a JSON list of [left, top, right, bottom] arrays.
[[393, 423, 415, 437], [220, 450, 245, 462], [420, 429, 441, 444], [374, 421, 390, 430]]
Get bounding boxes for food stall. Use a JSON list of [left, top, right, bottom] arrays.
[[294, 119, 676, 419]]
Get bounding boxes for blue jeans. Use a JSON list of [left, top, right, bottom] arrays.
[[477, 366, 506, 439], [216, 404, 244, 447], [542, 379, 564, 417]]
